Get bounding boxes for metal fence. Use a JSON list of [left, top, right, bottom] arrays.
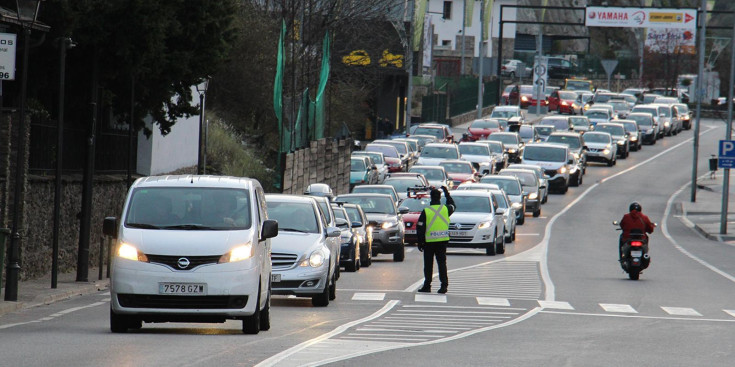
[[421, 76, 499, 123], [29, 119, 135, 174]]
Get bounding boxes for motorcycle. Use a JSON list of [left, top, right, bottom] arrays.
[[612, 221, 656, 280]]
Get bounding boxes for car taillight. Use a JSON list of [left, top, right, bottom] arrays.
[[630, 241, 643, 247]]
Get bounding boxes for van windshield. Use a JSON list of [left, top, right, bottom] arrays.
[[125, 187, 252, 230]]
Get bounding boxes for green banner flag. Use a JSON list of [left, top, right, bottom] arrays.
[[464, 0, 473, 28], [274, 20, 286, 152], [483, 0, 493, 40], [314, 32, 330, 140], [413, 0, 428, 51]]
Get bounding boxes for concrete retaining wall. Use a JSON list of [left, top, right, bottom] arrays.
[[282, 138, 352, 196]]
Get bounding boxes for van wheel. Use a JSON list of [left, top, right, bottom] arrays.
[[110, 309, 138, 333], [243, 285, 261, 334]]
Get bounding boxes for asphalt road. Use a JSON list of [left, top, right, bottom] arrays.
[[0, 117, 733, 367]]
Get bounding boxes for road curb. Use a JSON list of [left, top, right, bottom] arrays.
[[0, 279, 109, 317]]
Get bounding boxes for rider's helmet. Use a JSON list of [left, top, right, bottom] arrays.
[[629, 202, 642, 212]]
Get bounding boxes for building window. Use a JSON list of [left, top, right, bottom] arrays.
[[442, 40, 451, 47], [443, 1, 452, 20]]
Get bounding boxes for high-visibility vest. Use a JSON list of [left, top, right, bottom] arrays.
[[424, 205, 450, 242]]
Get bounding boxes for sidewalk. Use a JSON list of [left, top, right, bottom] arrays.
[[0, 268, 109, 317], [681, 170, 735, 243]]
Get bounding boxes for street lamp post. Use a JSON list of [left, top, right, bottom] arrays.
[[196, 79, 209, 175], [5, 0, 42, 301]]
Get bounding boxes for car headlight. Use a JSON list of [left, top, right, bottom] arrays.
[[572, 103, 578, 108], [630, 136, 638, 141], [603, 149, 611, 154], [478, 221, 492, 229], [664, 122, 670, 127], [528, 192, 538, 200], [219, 243, 254, 263], [561, 101, 568, 106], [508, 148, 517, 154], [617, 140, 625, 145], [300, 250, 326, 268], [572, 152, 580, 159], [382, 220, 399, 229], [558, 166, 567, 174], [521, 96, 528, 102], [117, 243, 149, 262]]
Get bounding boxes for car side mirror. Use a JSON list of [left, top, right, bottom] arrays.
[[351, 221, 363, 228], [261, 219, 279, 240], [582, 145, 589, 150], [103, 217, 118, 239], [496, 208, 506, 215], [398, 206, 410, 215], [335, 218, 350, 228], [326, 227, 342, 238]]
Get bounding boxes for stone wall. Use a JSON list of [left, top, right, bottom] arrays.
[[282, 138, 352, 196], [21, 175, 130, 280]]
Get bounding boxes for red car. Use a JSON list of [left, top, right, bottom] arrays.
[[465, 119, 504, 141], [439, 160, 479, 188], [519, 85, 548, 109], [547, 90, 579, 114]]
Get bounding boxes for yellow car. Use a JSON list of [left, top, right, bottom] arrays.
[[342, 50, 371, 66]]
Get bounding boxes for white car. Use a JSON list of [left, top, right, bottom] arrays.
[[585, 108, 612, 127], [490, 105, 526, 124], [265, 194, 341, 307], [582, 131, 617, 167], [446, 190, 505, 256], [501, 59, 531, 78], [456, 183, 521, 243], [458, 142, 496, 171], [409, 165, 452, 189], [416, 143, 461, 166], [104, 175, 278, 334]]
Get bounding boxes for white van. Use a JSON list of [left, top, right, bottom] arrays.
[[103, 175, 278, 334]]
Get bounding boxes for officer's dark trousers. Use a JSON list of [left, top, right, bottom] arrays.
[[423, 241, 448, 287]]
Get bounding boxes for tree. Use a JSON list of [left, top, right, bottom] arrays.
[[26, 0, 240, 135]]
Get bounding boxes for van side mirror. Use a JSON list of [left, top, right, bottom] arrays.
[[103, 217, 118, 239], [261, 219, 279, 240]]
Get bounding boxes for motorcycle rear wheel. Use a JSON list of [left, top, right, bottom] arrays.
[[628, 270, 640, 280]]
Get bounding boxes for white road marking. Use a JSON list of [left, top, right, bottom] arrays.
[[724, 310, 735, 318], [352, 293, 386, 301], [414, 294, 447, 303], [516, 233, 540, 236], [476, 297, 510, 306], [0, 301, 107, 330], [538, 300, 574, 310], [542, 310, 735, 323], [100, 292, 110, 296], [661, 307, 702, 316], [406, 248, 414, 253], [600, 303, 638, 313]]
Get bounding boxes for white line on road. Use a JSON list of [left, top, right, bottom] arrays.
[[661, 307, 702, 317], [538, 300, 574, 310], [414, 294, 447, 303], [600, 303, 638, 313], [541, 310, 735, 323], [476, 297, 510, 306], [352, 293, 386, 301]]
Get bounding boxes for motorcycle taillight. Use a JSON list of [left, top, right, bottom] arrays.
[[630, 241, 644, 247]]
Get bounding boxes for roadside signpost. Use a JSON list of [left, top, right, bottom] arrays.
[[718, 140, 735, 168]]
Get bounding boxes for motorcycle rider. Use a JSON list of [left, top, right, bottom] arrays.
[[618, 202, 655, 261]]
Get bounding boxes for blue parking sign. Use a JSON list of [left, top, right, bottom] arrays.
[[719, 140, 735, 158]]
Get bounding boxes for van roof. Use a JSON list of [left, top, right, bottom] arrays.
[[132, 175, 259, 189]]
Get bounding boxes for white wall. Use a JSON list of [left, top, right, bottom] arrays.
[[137, 85, 201, 175], [428, 0, 517, 57]]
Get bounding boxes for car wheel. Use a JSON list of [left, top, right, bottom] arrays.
[[356, 258, 361, 271], [496, 233, 505, 254], [312, 277, 331, 307], [259, 283, 271, 331], [541, 194, 547, 204], [511, 226, 516, 242], [345, 258, 357, 272], [570, 172, 579, 187], [486, 238, 496, 256], [607, 158, 614, 167], [328, 272, 337, 301], [533, 208, 541, 217], [578, 174, 583, 186], [243, 285, 262, 334], [517, 213, 525, 225], [562, 183, 569, 194], [557, 107, 561, 114], [393, 243, 405, 262]]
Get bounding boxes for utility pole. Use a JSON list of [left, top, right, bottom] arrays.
[[691, 0, 707, 202], [460, 0, 466, 75], [720, 18, 735, 234], [476, 0, 485, 119]]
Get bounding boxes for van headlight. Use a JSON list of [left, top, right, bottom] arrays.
[[117, 243, 149, 262], [219, 243, 254, 263], [382, 220, 399, 229], [301, 250, 326, 268], [478, 221, 492, 229]]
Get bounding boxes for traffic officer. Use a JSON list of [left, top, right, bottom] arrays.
[[416, 186, 455, 294]]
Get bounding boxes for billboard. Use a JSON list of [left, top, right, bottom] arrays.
[[645, 28, 696, 54], [585, 7, 697, 30]]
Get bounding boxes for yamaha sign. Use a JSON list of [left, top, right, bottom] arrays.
[[585, 7, 697, 30]]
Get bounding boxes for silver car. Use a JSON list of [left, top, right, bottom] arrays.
[[456, 183, 520, 243], [479, 175, 527, 225], [265, 194, 340, 307], [582, 131, 617, 167]]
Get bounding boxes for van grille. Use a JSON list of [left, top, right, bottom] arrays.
[[146, 255, 221, 270], [272, 252, 299, 269]]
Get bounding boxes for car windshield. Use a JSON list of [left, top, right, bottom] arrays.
[[559, 91, 577, 99], [519, 127, 534, 139], [384, 178, 424, 193], [422, 146, 459, 159], [332, 207, 347, 221], [675, 104, 689, 113], [440, 162, 473, 174], [490, 109, 519, 118], [366, 145, 399, 158], [520, 86, 533, 94], [453, 196, 491, 213], [569, 117, 589, 127], [596, 125, 625, 136], [566, 81, 590, 90], [399, 197, 445, 212], [344, 207, 363, 225], [541, 118, 569, 130], [503, 171, 537, 187], [629, 115, 653, 126], [609, 101, 628, 110], [413, 127, 444, 139], [503, 85, 515, 93], [657, 106, 671, 117], [124, 187, 252, 230], [583, 133, 611, 143], [485, 142, 504, 154], [594, 94, 613, 103], [471, 120, 499, 129], [535, 126, 555, 135], [267, 201, 319, 234], [622, 122, 637, 132], [410, 168, 445, 180], [351, 159, 366, 171], [351, 186, 394, 200], [358, 153, 384, 164], [487, 134, 518, 145], [459, 144, 490, 156], [479, 177, 521, 195], [633, 107, 657, 116], [523, 146, 566, 162], [586, 111, 608, 119], [547, 135, 581, 149], [378, 142, 407, 155], [336, 196, 396, 215]]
